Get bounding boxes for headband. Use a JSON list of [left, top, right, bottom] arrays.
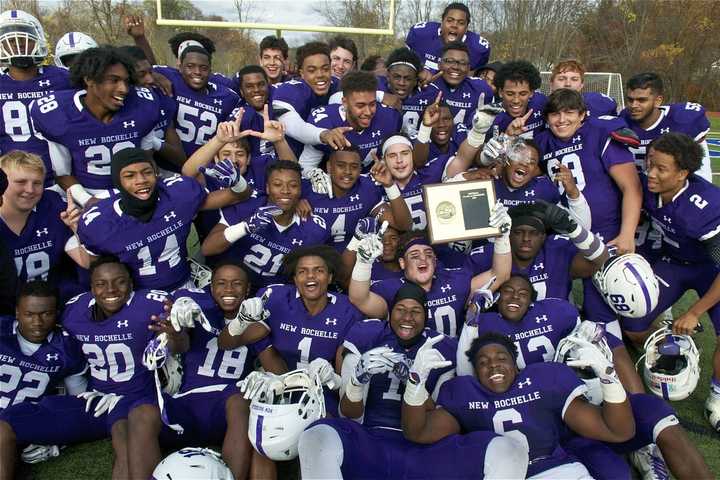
[[381, 135, 413, 156], [398, 236, 433, 258], [387, 61, 417, 71], [511, 214, 546, 233], [177, 40, 205, 58]]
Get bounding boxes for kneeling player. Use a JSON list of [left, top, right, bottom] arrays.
[[298, 283, 528, 479]]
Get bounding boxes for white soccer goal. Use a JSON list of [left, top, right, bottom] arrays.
[[540, 72, 625, 112]]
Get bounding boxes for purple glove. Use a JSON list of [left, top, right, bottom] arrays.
[[200, 158, 240, 188], [246, 205, 283, 234]]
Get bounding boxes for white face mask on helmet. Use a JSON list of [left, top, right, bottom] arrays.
[[554, 320, 613, 406], [593, 253, 659, 318], [0, 10, 48, 68], [248, 369, 326, 461], [639, 324, 700, 401], [54, 31, 97, 68], [151, 448, 233, 480]]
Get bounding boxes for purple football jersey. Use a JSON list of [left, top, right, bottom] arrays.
[[171, 289, 257, 393], [398, 87, 440, 138], [619, 103, 710, 170], [488, 92, 548, 141], [428, 77, 493, 129], [78, 175, 206, 291], [437, 362, 586, 476], [153, 91, 181, 173], [0, 329, 86, 410], [343, 320, 457, 429], [301, 103, 402, 170], [30, 87, 161, 190], [216, 196, 331, 288], [535, 117, 635, 240], [583, 92, 617, 118], [405, 21, 490, 73], [258, 285, 362, 369], [209, 71, 240, 95], [371, 262, 404, 281], [426, 123, 468, 160], [0, 66, 71, 185], [473, 299, 580, 368], [304, 175, 383, 250], [0, 190, 72, 284], [62, 289, 168, 395], [641, 174, 720, 265], [371, 267, 471, 337], [271, 78, 340, 156], [393, 155, 452, 231], [494, 175, 561, 208], [154, 67, 242, 157]]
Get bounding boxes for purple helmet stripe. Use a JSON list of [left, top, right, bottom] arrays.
[[255, 414, 267, 457], [10, 10, 17, 18], [625, 261, 652, 314], [661, 381, 670, 400], [69, 32, 76, 47]]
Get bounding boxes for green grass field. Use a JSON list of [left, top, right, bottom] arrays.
[[23, 118, 720, 479]]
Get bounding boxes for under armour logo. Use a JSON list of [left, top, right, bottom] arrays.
[[463, 92, 471, 98], [661, 255, 672, 263], [117, 320, 128, 328], [533, 111, 542, 118], [535, 314, 548, 324], [371, 130, 381, 138], [518, 378, 532, 389], [46, 353, 59, 361], [36, 228, 48, 237], [292, 239, 303, 246], [213, 99, 223, 105], [419, 99, 428, 105], [350, 194, 360, 202], [441, 283, 452, 293], [325, 317, 337, 326], [164, 211, 176, 222], [533, 262, 544, 270], [572, 135, 581, 143], [660, 127, 670, 134], [38, 80, 50, 87], [525, 190, 535, 197], [663, 216, 672, 224], [123, 120, 135, 128]]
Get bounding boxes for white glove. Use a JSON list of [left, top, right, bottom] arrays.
[[307, 358, 342, 390], [566, 338, 626, 404], [77, 390, 124, 417], [353, 346, 404, 384], [237, 371, 285, 402], [489, 201, 511, 234], [307, 167, 333, 197], [356, 234, 384, 264], [403, 335, 452, 406], [228, 288, 272, 336], [142, 333, 169, 371], [169, 297, 212, 332], [480, 136, 505, 166], [468, 103, 504, 148], [21, 444, 61, 464]]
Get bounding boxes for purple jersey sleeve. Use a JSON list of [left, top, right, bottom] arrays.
[[583, 92, 618, 118]]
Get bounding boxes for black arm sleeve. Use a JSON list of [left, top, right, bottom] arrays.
[[703, 233, 720, 268]]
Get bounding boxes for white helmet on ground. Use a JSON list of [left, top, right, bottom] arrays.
[[151, 448, 232, 479], [554, 320, 614, 405], [639, 324, 700, 401], [593, 253, 659, 318], [0, 9, 48, 67], [54, 31, 97, 67], [248, 369, 325, 461]]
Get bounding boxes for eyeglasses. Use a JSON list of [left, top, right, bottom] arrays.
[[441, 58, 469, 68]]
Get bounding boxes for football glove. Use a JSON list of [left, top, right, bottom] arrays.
[[77, 390, 124, 417], [200, 158, 247, 192], [489, 201, 511, 234], [228, 288, 272, 336], [307, 167, 333, 197], [307, 358, 342, 390], [169, 297, 212, 332], [246, 205, 283, 234], [536, 199, 577, 235], [404, 335, 451, 406], [21, 444, 61, 464], [142, 333, 169, 371], [353, 346, 404, 385]]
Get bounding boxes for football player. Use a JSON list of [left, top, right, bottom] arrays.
[[76, 148, 250, 292], [329, 36, 357, 79], [406, 2, 490, 77], [0, 9, 71, 186], [403, 332, 635, 478], [258, 35, 291, 85], [620, 72, 712, 181], [299, 71, 402, 172], [549, 60, 618, 117], [299, 283, 528, 479], [30, 46, 165, 206], [53, 31, 97, 69], [236, 65, 270, 112]]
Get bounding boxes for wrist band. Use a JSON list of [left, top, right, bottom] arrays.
[[223, 222, 248, 243], [384, 183, 401, 201], [416, 123, 432, 144], [68, 184, 93, 207]]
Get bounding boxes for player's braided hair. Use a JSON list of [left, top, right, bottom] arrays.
[[494, 60, 542, 92], [69, 46, 137, 89]]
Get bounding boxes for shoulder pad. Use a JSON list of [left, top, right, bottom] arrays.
[[669, 102, 708, 124]]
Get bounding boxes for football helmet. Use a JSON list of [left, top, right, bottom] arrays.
[[554, 320, 613, 406], [248, 369, 325, 461], [639, 324, 700, 401], [54, 31, 97, 68], [189, 258, 212, 289], [160, 353, 183, 395], [0, 10, 48, 67], [593, 253, 659, 318], [151, 448, 232, 480]]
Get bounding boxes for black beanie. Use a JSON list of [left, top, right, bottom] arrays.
[[111, 148, 158, 223]]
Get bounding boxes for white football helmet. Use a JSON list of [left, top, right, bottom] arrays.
[[189, 258, 212, 289], [151, 448, 232, 480], [593, 253, 659, 318], [0, 10, 48, 67], [54, 31, 97, 68], [248, 369, 325, 461], [554, 321, 614, 406], [639, 325, 700, 401], [160, 353, 183, 395]]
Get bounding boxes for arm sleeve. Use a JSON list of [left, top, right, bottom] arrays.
[[48, 140, 73, 177], [696, 139, 713, 183], [702, 232, 720, 267], [277, 110, 325, 145], [299, 144, 325, 172], [566, 192, 592, 230]]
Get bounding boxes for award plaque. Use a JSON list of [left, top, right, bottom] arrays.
[[422, 179, 499, 244]]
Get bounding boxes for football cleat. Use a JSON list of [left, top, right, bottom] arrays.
[[629, 444, 669, 480], [706, 394, 720, 432]]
